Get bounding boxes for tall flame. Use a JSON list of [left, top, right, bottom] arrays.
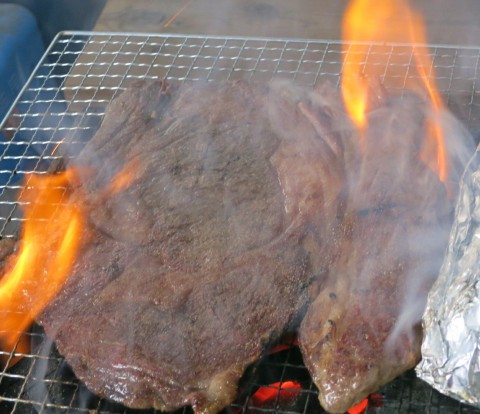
[[0, 170, 86, 361], [342, 0, 448, 182]]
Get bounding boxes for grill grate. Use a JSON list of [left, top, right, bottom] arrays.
[[1, 32, 480, 414]]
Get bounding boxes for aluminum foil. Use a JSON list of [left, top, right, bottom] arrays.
[[416, 146, 480, 406]]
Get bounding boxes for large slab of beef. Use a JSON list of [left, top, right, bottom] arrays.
[[298, 90, 459, 412], [37, 79, 347, 413]]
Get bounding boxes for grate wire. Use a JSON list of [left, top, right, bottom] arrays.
[[1, 32, 480, 414]]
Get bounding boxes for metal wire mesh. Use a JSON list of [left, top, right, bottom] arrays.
[[1, 31, 480, 414]]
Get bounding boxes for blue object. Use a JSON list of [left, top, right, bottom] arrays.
[[0, 3, 44, 121], [0, 0, 107, 46], [0, 4, 45, 185]]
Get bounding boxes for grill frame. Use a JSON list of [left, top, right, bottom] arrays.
[[1, 31, 480, 414]]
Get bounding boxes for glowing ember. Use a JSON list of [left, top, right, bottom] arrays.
[[342, 0, 448, 182], [250, 381, 302, 407], [347, 394, 383, 414], [348, 397, 368, 414], [0, 170, 86, 361], [269, 336, 299, 354], [50, 137, 66, 156]]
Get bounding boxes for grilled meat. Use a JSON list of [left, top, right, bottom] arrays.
[[298, 91, 455, 413], [34, 78, 465, 414], [37, 79, 346, 413]]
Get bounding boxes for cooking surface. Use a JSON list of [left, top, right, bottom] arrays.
[[2, 327, 479, 414], [2, 33, 480, 235], [1, 32, 480, 413]]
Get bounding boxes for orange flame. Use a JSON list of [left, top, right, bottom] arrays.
[[341, 0, 405, 131], [0, 170, 86, 362], [0, 157, 142, 367], [342, 0, 448, 182], [104, 158, 140, 196], [410, 34, 448, 182]]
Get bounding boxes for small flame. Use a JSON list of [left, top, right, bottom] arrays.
[[104, 158, 140, 196], [0, 170, 86, 359], [410, 37, 448, 182], [250, 381, 302, 406], [342, 0, 448, 182]]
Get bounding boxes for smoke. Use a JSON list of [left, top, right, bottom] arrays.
[[12, 74, 475, 412], [265, 77, 475, 310], [382, 98, 475, 350], [435, 107, 476, 185], [27, 339, 52, 412], [267, 76, 476, 411]]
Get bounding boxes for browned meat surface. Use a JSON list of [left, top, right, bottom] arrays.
[[37, 80, 347, 413], [298, 91, 455, 413], [31, 78, 466, 414]]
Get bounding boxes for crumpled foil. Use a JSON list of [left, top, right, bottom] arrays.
[[416, 146, 480, 406]]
